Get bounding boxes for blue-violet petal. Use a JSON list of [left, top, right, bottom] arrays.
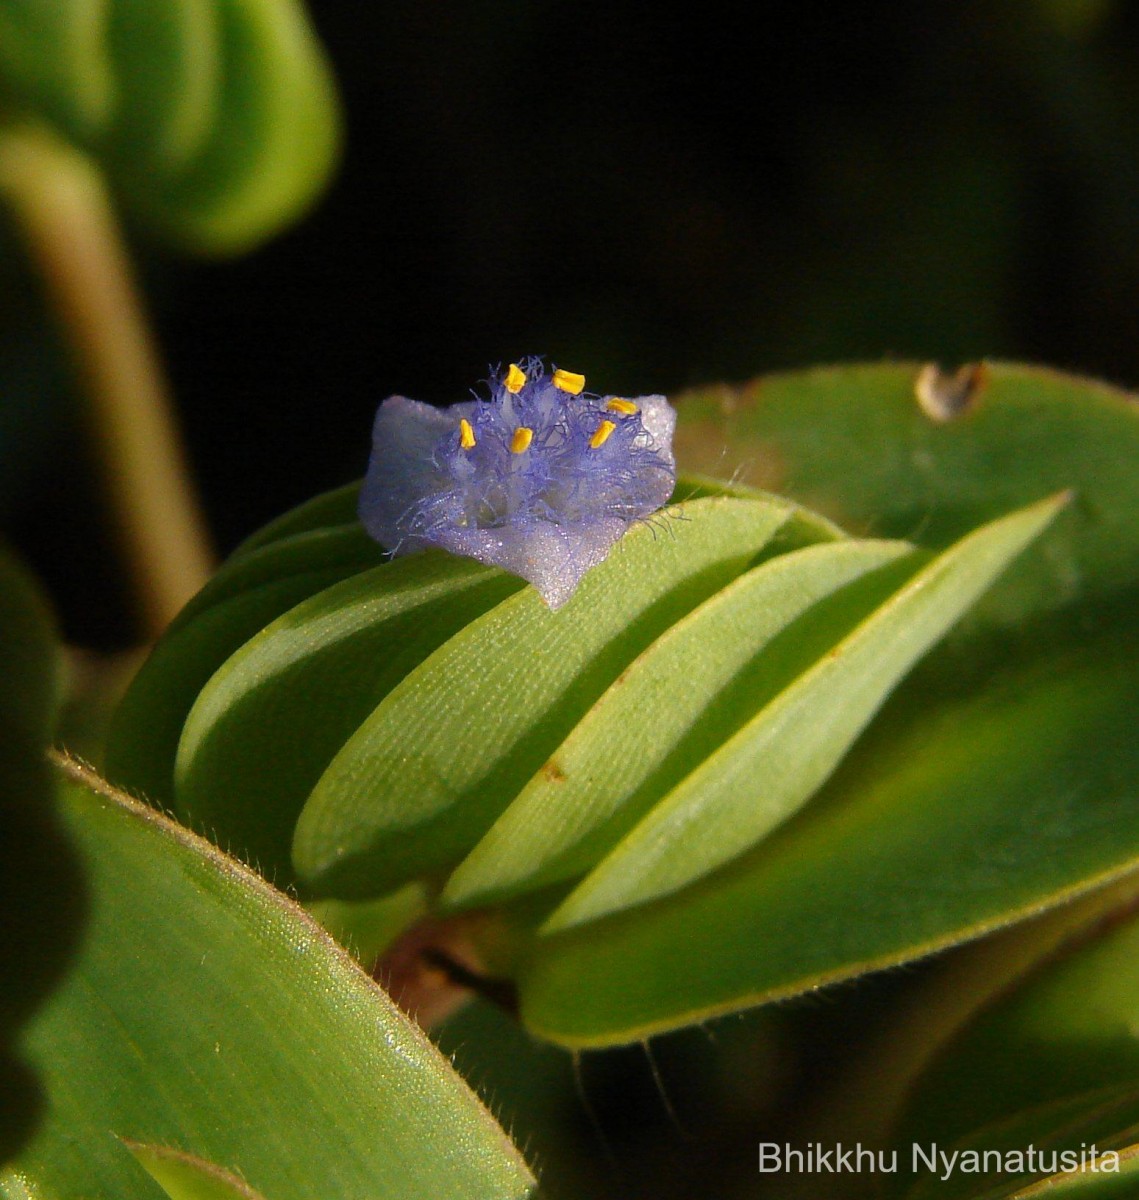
[[358, 359, 677, 607]]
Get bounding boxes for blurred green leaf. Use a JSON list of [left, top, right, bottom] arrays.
[[292, 496, 797, 898], [797, 876, 1139, 1165], [0, 1, 114, 142], [894, 884, 1139, 1179], [1, 756, 533, 1199], [542, 494, 1063, 931], [899, 1087, 1139, 1200], [0, 543, 59, 759], [0, 0, 341, 253], [0, 546, 83, 1161]]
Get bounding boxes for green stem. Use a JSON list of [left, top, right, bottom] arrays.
[[0, 123, 213, 639]]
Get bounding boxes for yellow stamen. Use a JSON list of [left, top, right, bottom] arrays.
[[605, 398, 638, 415], [590, 419, 616, 449], [510, 426, 533, 454], [553, 369, 585, 395], [459, 418, 476, 449], [505, 363, 526, 394]]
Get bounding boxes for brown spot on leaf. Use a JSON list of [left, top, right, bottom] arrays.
[[915, 362, 989, 422], [542, 760, 566, 783]]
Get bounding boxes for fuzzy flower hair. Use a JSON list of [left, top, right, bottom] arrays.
[[358, 357, 677, 608]]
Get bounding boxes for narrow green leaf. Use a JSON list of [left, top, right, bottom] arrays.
[[519, 619, 1139, 1046], [124, 1143, 267, 1200], [293, 497, 795, 898], [106, 520, 386, 808], [544, 493, 1065, 932], [3, 757, 534, 1200], [228, 482, 362, 557], [105, 569, 373, 806], [174, 553, 523, 881], [674, 471, 846, 545], [444, 538, 914, 910], [169, 523, 383, 630]]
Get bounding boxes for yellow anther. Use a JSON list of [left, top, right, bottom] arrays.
[[605, 398, 639, 415], [590, 419, 617, 449], [505, 363, 526, 394], [553, 369, 585, 395], [459, 418, 476, 449], [510, 426, 533, 454]]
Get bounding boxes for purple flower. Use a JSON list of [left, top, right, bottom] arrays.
[[358, 358, 677, 608]]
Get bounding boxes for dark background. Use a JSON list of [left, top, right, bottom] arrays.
[[6, 0, 1139, 646]]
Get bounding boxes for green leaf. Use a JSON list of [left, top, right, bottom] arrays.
[[305, 884, 428, 968], [124, 1143, 268, 1200], [2, 757, 534, 1200], [170, 523, 384, 630], [444, 537, 915, 911], [897, 1087, 1139, 1200], [228, 482, 362, 557], [292, 496, 798, 898], [0, 0, 341, 253], [542, 493, 1064, 931], [104, 568, 378, 807], [174, 554, 524, 883], [104, 522, 387, 805], [674, 362, 1139, 626], [893, 881, 1139, 1176], [519, 621, 1139, 1045]]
